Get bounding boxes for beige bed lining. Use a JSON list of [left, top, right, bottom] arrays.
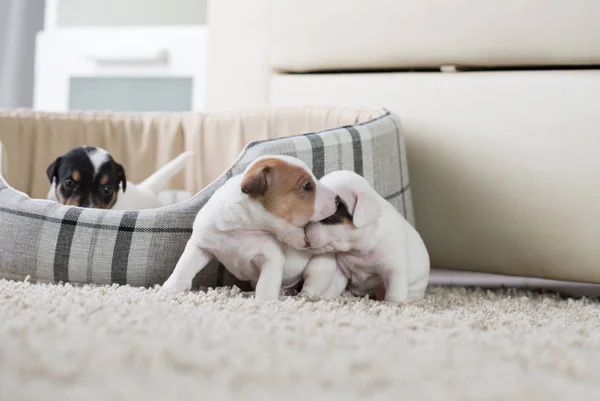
[[0, 106, 384, 199]]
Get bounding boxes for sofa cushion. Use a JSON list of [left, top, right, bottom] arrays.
[[270, 0, 600, 72], [270, 70, 600, 284]]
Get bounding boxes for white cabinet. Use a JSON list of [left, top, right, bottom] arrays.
[[34, 27, 206, 112]]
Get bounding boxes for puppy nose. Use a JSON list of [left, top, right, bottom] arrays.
[[335, 195, 340, 205]]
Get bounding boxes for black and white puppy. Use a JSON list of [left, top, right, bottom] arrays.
[[46, 146, 125, 209], [46, 146, 194, 210]]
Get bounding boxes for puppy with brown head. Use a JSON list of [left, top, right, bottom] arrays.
[[162, 155, 341, 300], [241, 156, 340, 246]]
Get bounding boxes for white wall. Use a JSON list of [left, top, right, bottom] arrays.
[[0, 0, 45, 107], [56, 0, 207, 26]]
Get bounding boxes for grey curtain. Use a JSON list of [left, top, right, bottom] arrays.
[[0, 0, 45, 108]]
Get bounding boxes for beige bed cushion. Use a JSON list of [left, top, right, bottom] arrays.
[[270, 0, 600, 72], [0, 106, 383, 199]]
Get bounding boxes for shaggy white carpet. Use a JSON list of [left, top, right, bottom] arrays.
[[1, 279, 600, 401]]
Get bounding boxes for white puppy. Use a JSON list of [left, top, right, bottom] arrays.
[[162, 155, 340, 300], [304, 171, 430, 302]]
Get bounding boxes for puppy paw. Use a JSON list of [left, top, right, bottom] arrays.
[[298, 288, 314, 297], [281, 229, 310, 250], [308, 245, 335, 254], [161, 278, 192, 293], [280, 288, 299, 297], [254, 292, 280, 301], [384, 294, 408, 304], [298, 290, 322, 300]]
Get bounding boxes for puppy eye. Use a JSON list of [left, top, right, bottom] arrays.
[[101, 185, 113, 195], [302, 182, 313, 192], [63, 179, 76, 190]]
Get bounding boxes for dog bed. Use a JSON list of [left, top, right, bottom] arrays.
[[0, 106, 413, 289]]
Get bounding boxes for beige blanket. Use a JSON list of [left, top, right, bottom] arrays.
[[0, 106, 382, 199]]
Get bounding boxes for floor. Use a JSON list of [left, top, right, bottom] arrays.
[[430, 268, 600, 298], [1, 276, 599, 400]]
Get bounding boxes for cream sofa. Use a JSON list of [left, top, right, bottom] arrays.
[[205, 0, 600, 284]]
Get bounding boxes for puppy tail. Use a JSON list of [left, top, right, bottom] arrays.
[[138, 151, 194, 193]]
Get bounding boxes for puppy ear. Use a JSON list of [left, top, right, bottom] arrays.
[[352, 191, 382, 228], [241, 165, 269, 197], [46, 157, 62, 183], [115, 163, 127, 192]]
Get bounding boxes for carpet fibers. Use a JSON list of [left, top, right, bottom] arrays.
[[1, 279, 599, 400]]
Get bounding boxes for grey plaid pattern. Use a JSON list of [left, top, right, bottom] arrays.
[[0, 111, 412, 289]]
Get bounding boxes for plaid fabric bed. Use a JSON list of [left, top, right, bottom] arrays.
[[0, 110, 412, 289]]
